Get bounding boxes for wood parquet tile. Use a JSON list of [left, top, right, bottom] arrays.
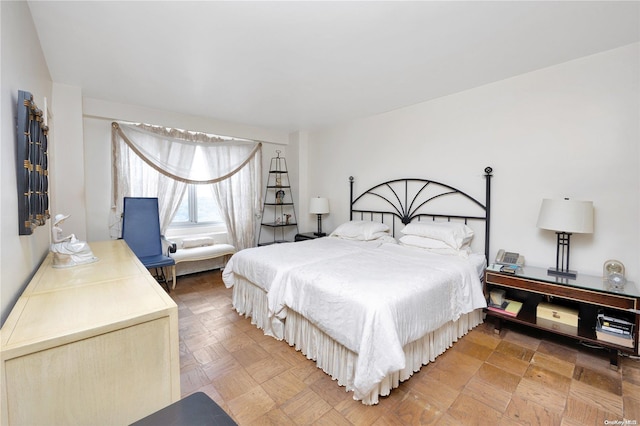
[[172, 270, 640, 425], [475, 362, 522, 394]]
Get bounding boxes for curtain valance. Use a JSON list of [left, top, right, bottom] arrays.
[[112, 122, 261, 184]]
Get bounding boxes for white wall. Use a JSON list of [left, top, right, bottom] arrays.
[[306, 43, 639, 281], [50, 84, 87, 239], [287, 131, 313, 232], [81, 98, 290, 242], [1, 1, 53, 324]]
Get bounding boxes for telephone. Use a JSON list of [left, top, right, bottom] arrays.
[[495, 249, 525, 267]]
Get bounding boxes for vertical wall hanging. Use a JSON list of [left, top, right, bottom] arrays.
[[16, 90, 49, 235]]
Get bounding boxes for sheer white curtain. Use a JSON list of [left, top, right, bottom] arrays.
[[203, 145, 262, 251], [111, 122, 262, 249], [111, 123, 193, 233]]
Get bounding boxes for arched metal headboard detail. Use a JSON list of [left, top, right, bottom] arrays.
[[350, 167, 493, 260]]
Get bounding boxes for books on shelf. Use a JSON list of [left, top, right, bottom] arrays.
[[596, 314, 634, 348], [596, 327, 634, 348], [504, 300, 523, 316], [487, 299, 523, 317], [487, 263, 520, 274], [597, 314, 634, 335], [499, 264, 519, 274], [487, 300, 508, 312]]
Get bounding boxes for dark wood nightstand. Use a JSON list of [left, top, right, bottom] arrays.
[[484, 265, 639, 369], [294, 232, 325, 242]]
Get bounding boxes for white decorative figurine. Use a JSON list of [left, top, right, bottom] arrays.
[[50, 214, 98, 268]]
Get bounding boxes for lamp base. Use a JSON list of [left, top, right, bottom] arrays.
[[314, 214, 325, 238], [547, 267, 577, 279]]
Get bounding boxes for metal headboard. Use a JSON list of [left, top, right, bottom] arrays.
[[350, 167, 493, 259]]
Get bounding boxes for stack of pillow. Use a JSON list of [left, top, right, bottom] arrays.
[[399, 222, 474, 257]]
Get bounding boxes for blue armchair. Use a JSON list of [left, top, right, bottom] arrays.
[[122, 197, 176, 292]]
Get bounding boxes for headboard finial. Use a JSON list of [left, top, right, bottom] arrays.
[[349, 176, 354, 182], [484, 166, 493, 175]]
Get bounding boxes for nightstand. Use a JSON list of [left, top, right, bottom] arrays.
[[484, 265, 639, 369], [294, 232, 324, 242]]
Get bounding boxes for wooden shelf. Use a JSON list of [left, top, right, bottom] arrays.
[[484, 266, 639, 369]]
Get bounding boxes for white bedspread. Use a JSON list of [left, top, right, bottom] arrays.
[[269, 243, 487, 399], [222, 237, 389, 293]]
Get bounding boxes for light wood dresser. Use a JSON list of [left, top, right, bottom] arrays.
[[1, 240, 180, 425]]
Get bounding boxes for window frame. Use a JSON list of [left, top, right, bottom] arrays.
[[170, 184, 225, 228]]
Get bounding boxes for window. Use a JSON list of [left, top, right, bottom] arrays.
[[171, 152, 224, 227], [172, 184, 224, 226]]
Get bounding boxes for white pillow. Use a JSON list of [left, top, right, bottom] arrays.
[[181, 237, 215, 249], [399, 235, 450, 249], [330, 220, 389, 241], [399, 235, 471, 258], [401, 222, 474, 249]]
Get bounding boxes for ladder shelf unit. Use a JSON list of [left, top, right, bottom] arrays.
[[258, 151, 298, 246]]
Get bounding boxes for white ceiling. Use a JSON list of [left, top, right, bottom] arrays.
[[28, 1, 640, 133]]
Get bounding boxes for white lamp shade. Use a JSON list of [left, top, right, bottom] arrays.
[[309, 197, 330, 214], [536, 198, 594, 234]]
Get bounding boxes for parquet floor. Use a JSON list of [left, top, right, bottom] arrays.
[[172, 270, 640, 425]]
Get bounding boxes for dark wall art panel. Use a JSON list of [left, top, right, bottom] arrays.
[[16, 90, 49, 235]]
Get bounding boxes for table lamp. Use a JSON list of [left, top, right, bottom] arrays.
[[310, 197, 329, 237], [536, 198, 593, 279]]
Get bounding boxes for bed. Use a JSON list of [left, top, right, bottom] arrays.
[[222, 167, 493, 404], [222, 235, 394, 338]]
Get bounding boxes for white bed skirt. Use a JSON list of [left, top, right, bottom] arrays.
[[231, 275, 483, 404], [231, 275, 285, 339]]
